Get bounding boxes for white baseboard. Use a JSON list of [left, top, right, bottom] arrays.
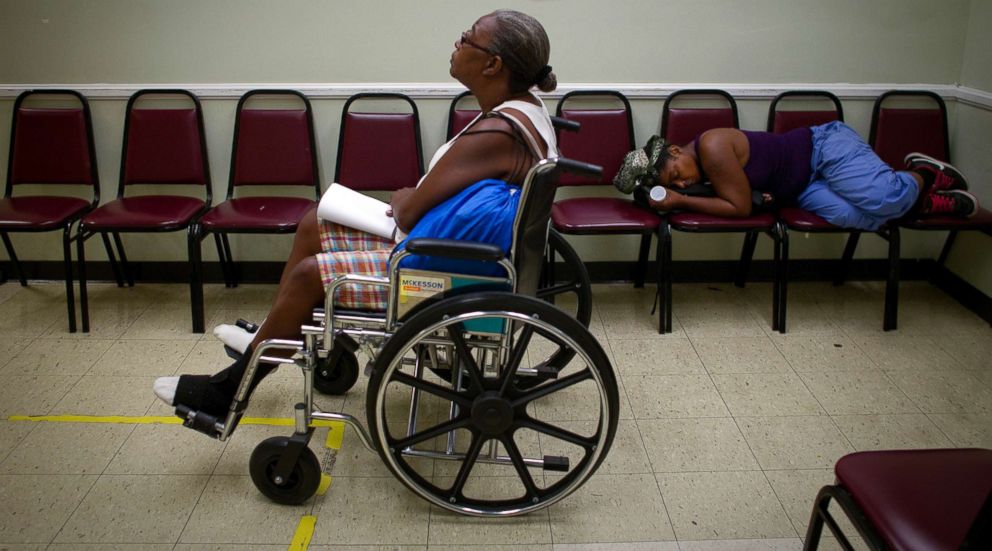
[[1, 82, 991, 110]]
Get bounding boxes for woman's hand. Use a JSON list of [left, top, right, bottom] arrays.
[[648, 188, 681, 211], [388, 187, 416, 229]]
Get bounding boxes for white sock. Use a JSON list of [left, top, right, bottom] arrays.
[[213, 321, 261, 355], [153, 377, 179, 405]]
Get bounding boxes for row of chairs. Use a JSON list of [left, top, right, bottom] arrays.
[[3, 87, 990, 334], [1, 89, 426, 333], [546, 88, 991, 333]]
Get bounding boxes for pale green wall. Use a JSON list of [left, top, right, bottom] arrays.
[[946, 0, 992, 296], [0, 0, 988, 294], [0, 0, 971, 84]]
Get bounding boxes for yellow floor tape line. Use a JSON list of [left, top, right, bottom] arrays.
[[7, 414, 345, 430], [316, 473, 332, 496], [288, 514, 317, 551], [324, 422, 345, 449]]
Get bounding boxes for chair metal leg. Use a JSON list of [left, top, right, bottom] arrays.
[[62, 225, 77, 333], [659, 222, 673, 334], [634, 233, 650, 288], [835, 232, 861, 286], [189, 224, 205, 333], [883, 227, 900, 331], [213, 232, 233, 288], [778, 226, 789, 334], [1, 232, 28, 286], [932, 230, 959, 285], [100, 232, 125, 288], [221, 234, 237, 287], [77, 231, 90, 333], [113, 232, 134, 287], [735, 231, 759, 288]]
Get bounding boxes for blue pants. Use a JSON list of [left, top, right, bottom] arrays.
[[797, 121, 919, 230]]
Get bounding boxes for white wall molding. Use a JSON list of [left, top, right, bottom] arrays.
[[1, 82, 990, 110]]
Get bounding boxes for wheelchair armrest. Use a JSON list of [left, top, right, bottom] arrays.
[[405, 238, 505, 262]]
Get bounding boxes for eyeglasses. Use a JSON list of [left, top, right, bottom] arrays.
[[458, 31, 496, 55]]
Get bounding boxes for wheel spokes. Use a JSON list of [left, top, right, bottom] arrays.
[[390, 416, 471, 450], [499, 433, 541, 500], [517, 416, 597, 450], [498, 324, 534, 395], [449, 324, 486, 394], [511, 368, 593, 407], [448, 430, 486, 500], [390, 371, 472, 408]]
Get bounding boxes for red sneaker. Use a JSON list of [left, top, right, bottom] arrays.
[[918, 190, 980, 218], [905, 152, 969, 191]]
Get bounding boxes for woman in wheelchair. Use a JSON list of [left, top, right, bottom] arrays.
[[615, 124, 979, 230], [153, 9, 560, 419]]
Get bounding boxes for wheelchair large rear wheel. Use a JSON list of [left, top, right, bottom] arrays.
[[366, 292, 618, 516]]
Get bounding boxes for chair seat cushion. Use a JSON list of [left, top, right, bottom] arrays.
[[901, 206, 992, 231], [836, 448, 992, 551], [669, 211, 776, 231], [82, 196, 205, 230], [551, 197, 659, 233], [200, 197, 315, 232], [0, 196, 91, 230], [778, 206, 840, 231]]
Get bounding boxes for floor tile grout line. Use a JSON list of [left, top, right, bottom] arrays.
[[685, 332, 800, 539]]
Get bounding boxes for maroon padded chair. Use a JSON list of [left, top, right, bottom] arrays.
[[873, 90, 992, 320], [78, 89, 211, 332], [334, 93, 423, 193], [0, 90, 99, 332], [658, 89, 784, 333], [447, 90, 481, 140], [552, 90, 661, 288], [767, 91, 901, 332], [804, 448, 992, 550], [196, 90, 321, 331]]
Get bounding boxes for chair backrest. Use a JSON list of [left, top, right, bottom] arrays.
[[447, 90, 482, 140], [767, 90, 844, 133], [511, 159, 573, 296], [554, 90, 634, 187], [5, 89, 99, 202], [334, 93, 424, 192], [228, 89, 320, 199], [869, 90, 949, 169], [119, 89, 210, 201], [661, 89, 739, 145]]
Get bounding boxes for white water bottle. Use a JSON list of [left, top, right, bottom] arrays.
[[649, 186, 667, 202]]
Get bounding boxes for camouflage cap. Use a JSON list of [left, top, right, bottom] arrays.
[[613, 135, 666, 194]]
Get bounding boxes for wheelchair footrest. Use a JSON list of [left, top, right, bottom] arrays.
[[176, 405, 225, 439], [542, 455, 570, 472]]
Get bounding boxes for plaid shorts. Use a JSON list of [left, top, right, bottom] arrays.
[[316, 221, 394, 310]]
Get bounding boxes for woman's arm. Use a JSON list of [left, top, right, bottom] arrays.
[[390, 116, 529, 232], [650, 130, 754, 217]]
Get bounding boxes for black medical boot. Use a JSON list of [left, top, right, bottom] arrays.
[[173, 346, 279, 418]]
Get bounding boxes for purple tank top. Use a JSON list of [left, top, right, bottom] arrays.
[[741, 127, 814, 202]]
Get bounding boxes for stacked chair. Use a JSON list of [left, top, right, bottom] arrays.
[[657, 89, 784, 334], [769, 90, 860, 333], [873, 91, 992, 324], [551, 90, 660, 289], [77, 89, 211, 332], [194, 89, 321, 332], [0, 90, 99, 332]]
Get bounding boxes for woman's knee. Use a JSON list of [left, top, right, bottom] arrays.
[[293, 206, 322, 248], [286, 256, 325, 297]]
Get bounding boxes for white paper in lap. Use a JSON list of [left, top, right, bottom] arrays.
[[317, 183, 397, 240]]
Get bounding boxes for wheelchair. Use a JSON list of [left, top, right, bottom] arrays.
[[177, 156, 617, 517]]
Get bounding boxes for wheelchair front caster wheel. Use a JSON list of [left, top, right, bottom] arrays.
[[249, 436, 321, 505], [314, 349, 359, 395]]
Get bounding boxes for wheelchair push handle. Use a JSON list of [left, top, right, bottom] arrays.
[[550, 116, 581, 133], [552, 157, 602, 180]]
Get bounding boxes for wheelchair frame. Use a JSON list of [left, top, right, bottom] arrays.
[[178, 157, 618, 516]]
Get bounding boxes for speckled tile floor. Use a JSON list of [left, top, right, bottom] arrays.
[[0, 280, 989, 550]]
